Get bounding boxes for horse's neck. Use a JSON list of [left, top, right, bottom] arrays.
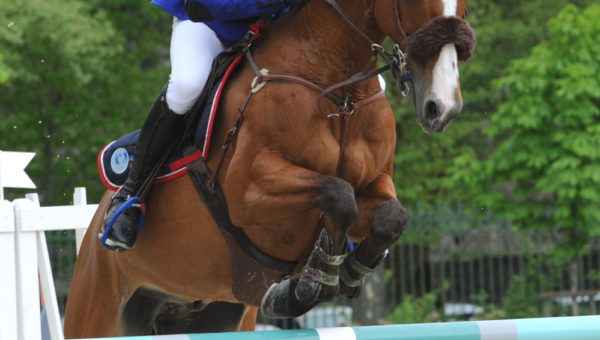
[[260, 0, 384, 90]]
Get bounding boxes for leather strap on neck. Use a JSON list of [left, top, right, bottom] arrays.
[[246, 49, 385, 118], [323, 0, 377, 45], [393, 0, 409, 42]]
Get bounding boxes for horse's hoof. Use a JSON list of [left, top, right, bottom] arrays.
[[260, 278, 313, 318], [294, 275, 323, 305], [339, 269, 364, 299], [338, 249, 384, 299], [295, 273, 340, 304]]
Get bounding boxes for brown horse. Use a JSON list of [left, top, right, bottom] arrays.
[[64, 0, 475, 337]]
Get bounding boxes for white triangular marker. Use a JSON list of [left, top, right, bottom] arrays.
[[0, 151, 36, 189]]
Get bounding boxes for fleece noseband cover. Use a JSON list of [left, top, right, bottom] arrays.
[[406, 16, 476, 65]]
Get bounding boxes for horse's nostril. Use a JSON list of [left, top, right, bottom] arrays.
[[424, 100, 439, 122]]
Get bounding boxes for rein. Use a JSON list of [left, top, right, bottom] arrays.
[[324, 0, 412, 96], [392, 0, 408, 42]]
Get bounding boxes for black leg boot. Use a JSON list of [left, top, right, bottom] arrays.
[[99, 90, 185, 251]]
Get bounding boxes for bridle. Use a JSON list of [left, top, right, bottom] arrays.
[[210, 0, 414, 183], [211, 0, 476, 183], [205, 0, 473, 277], [321, 0, 475, 102], [323, 0, 413, 97], [392, 0, 409, 41]]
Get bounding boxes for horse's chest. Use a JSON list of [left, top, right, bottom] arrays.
[[298, 131, 392, 188], [275, 109, 395, 187], [339, 139, 391, 186]]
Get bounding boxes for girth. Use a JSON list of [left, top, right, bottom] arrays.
[[186, 156, 296, 306]]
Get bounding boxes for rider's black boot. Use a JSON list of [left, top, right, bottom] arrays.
[[99, 90, 185, 251]]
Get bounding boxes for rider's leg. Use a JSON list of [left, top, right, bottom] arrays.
[[100, 19, 225, 251]]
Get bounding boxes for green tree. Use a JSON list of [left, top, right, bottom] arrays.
[[386, 291, 440, 324], [0, 54, 8, 84], [454, 3, 600, 255], [0, 0, 169, 204], [451, 5, 600, 311], [391, 0, 596, 205]]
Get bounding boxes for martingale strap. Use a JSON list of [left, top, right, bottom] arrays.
[[246, 49, 386, 118]]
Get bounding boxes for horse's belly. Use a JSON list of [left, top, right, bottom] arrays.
[[117, 175, 237, 302]]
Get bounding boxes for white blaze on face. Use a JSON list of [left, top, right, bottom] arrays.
[[443, 0, 457, 16], [432, 44, 459, 111], [431, 0, 459, 114]]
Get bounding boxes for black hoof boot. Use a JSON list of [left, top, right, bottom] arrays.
[[98, 192, 145, 251], [294, 229, 342, 305], [260, 277, 314, 318], [339, 241, 383, 298], [260, 228, 345, 318]]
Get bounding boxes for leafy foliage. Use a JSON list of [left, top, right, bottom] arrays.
[[385, 290, 440, 324], [392, 0, 596, 206], [501, 256, 562, 318], [450, 4, 600, 257], [0, 53, 8, 84], [0, 0, 170, 204]]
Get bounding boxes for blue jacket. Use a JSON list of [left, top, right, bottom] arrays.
[[151, 0, 288, 41]]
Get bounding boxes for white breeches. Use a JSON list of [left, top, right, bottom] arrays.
[[167, 18, 226, 114]]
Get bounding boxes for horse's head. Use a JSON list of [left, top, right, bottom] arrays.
[[374, 0, 476, 133]]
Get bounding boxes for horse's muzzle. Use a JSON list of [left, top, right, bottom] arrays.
[[419, 98, 462, 133]]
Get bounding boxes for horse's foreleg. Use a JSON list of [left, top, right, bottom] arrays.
[[339, 175, 408, 298], [261, 226, 347, 318], [226, 151, 358, 237], [290, 174, 360, 310], [226, 152, 358, 318]]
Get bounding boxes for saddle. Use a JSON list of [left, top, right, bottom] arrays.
[[99, 36, 246, 191], [98, 24, 299, 306]]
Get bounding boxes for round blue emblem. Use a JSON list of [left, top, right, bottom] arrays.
[[110, 148, 130, 175]]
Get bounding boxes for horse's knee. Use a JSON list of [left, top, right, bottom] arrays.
[[371, 199, 408, 244], [318, 177, 358, 228]]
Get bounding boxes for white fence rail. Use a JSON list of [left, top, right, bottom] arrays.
[[1, 187, 97, 340]]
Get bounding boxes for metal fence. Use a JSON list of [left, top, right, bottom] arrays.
[[46, 205, 600, 329]]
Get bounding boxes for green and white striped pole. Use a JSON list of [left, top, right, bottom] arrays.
[[74, 316, 600, 340]]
